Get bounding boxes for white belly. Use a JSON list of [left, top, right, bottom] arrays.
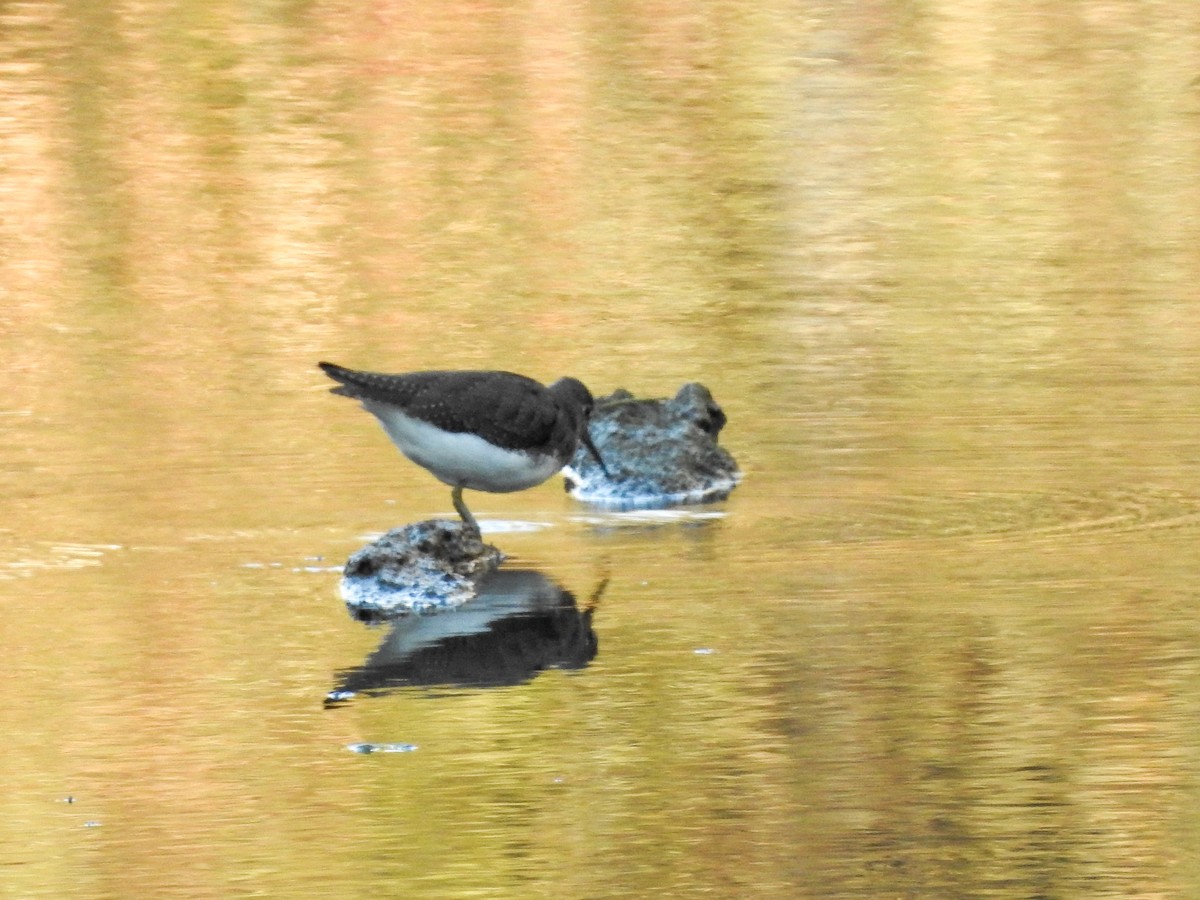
[[365, 402, 562, 493]]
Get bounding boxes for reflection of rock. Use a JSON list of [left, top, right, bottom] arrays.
[[339, 520, 504, 620], [563, 383, 740, 509], [326, 570, 598, 702]]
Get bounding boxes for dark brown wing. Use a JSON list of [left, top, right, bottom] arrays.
[[318, 362, 562, 453]]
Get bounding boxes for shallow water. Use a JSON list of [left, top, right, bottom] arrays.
[[4, 2, 1200, 897]]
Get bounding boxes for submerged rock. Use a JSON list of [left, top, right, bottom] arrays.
[[345, 742, 418, 754], [339, 520, 504, 620], [563, 383, 740, 509]]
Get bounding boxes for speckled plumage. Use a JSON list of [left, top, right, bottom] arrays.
[[319, 361, 607, 531], [319, 363, 582, 454]]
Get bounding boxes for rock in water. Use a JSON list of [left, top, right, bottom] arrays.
[[339, 520, 504, 619], [562, 383, 740, 509]]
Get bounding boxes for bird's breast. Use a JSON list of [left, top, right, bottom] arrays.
[[364, 402, 565, 492]]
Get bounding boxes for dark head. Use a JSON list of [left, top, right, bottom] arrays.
[[549, 377, 610, 477], [548, 376, 594, 419]]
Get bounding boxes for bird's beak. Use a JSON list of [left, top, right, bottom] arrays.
[[581, 428, 611, 478]]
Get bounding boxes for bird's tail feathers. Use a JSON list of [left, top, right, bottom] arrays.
[[318, 361, 371, 399]]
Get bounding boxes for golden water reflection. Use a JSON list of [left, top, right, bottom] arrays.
[[2, 0, 1200, 897]]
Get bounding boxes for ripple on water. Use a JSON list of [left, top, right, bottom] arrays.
[[812, 485, 1200, 544], [0, 542, 122, 578]]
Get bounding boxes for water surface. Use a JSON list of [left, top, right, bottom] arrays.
[[3, 2, 1200, 897]]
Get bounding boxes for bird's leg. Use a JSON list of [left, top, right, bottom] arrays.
[[451, 485, 481, 536]]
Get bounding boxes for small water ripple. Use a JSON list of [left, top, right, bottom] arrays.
[[806, 485, 1200, 545]]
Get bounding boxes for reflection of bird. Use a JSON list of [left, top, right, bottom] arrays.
[[319, 362, 608, 533], [327, 570, 599, 700]]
